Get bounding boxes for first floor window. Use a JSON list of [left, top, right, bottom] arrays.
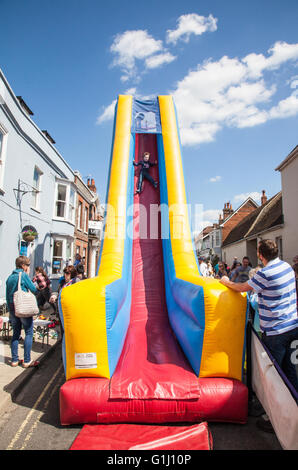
[[68, 187, 75, 223], [55, 184, 67, 218], [77, 201, 82, 229], [85, 206, 88, 232], [0, 130, 3, 160], [0, 124, 8, 189], [32, 166, 43, 210]]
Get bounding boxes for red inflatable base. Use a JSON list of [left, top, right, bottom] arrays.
[[70, 422, 213, 450], [60, 377, 248, 426]]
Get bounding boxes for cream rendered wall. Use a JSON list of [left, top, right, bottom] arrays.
[[221, 240, 247, 266], [222, 227, 284, 267], [280, 156, 298, 265]]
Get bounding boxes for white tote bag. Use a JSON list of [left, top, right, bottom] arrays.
[[13, 272, 39, 318]]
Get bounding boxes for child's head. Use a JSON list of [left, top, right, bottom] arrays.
[[35, 266, 47, 277], [143, 152, 150, 161]]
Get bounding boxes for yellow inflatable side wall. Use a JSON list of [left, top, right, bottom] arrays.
[[60, 95, 133, 380], [158, 96, 247, 380]]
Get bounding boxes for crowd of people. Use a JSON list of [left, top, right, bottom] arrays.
[[218, 240, 298, 433], [198, 254, 255, 283], [5, 253, 87, 369], [4, 239, 298, 435]]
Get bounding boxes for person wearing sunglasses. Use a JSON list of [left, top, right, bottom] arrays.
[[6, 256, 39, 368]]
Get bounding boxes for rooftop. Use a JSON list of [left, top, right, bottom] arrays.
[[222, 192, 283, 247]]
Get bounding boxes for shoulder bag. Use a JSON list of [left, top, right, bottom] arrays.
[[13, 272, 39, 317]]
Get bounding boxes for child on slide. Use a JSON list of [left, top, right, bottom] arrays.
[[133, 152, 158, 194]]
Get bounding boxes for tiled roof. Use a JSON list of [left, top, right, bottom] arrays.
[[222, 192, 283, 247]]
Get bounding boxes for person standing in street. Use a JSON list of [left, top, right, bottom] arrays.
[[198, 257, 209, 277], [219, 240, 298, 431], [6, 256, 39, 368], [220, 240, 298, 390], [230, 256, 252, 283]]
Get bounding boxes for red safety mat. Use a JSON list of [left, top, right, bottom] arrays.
[[70, 422, 212, 450], [109, 133, 200, 400]]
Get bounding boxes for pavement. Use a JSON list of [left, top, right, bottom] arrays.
[[0, 305, 61, 417]]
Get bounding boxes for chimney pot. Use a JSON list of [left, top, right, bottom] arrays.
[[261, 190, 267, 205]]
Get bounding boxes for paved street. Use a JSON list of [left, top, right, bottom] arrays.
[[0, 342, 282, 451]]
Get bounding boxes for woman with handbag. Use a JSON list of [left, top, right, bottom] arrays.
[[6, 256, 39, 368]]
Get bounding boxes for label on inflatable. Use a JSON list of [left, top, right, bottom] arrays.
[[75, 353, 97, 369]]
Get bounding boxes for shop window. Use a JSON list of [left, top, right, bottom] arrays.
[[52, 239, 63, 274]]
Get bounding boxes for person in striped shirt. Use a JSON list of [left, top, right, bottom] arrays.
[[220, 239, 298, 392]]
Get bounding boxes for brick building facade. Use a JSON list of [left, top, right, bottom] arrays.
[[220, 198, 260, 244], [73, 172, 101, 276], [195, 197, 259, 261]]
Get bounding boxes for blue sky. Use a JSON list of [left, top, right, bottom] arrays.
[[1, 0, 298, 232]]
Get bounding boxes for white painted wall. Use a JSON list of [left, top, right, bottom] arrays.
[[279, 156, 298, 265], [0, 69, 75, 298]]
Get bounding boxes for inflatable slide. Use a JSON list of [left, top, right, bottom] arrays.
[[59, 95, 248, 425]]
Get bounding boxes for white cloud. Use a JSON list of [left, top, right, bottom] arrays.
[[145, 52, 176, 69], [110, 30, 163, 81], [171, 41, 298, 146], [243, 41, 298, 79], [96, 99, 117, 124], [209, 175, 222, 183], [166, 13, 217, 45], [269, 94, 298, 119], [234, 192, 262, 204], [110, 29, 176, 81], [192, 208, 221, 235]]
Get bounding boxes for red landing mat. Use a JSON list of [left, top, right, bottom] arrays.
[[69, 422, 213, 450]]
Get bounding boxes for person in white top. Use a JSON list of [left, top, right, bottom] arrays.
[[198, 257, 209, 277]]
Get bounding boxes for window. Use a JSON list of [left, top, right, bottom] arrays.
[[0, 131, 3, 159], [52, 239, 63, 274], [215, 230, 220, 247], [85, 206, 88, 232], [31, 166, 42, 210], [0, 124, 8, 190], [68, 187, 75, 223], [53, 181, 76, 224], [51, 238, 74, 275], [55, 184, 67, 218], [66, 240, 73, 262], [77, 201, 82, 229]]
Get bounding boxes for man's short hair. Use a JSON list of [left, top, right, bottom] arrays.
[[258, 239, 278, 262], [15, 256, 30, 269], [292, 263, 298, 275], [243, 256, 250, 261]]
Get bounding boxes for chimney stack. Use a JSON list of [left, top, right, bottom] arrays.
[[261, 190, 267, 206], [222, 201, 234, 220], [87, 178, 97, 193]]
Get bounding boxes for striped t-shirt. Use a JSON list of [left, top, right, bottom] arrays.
[[247, 257, 298, 336]]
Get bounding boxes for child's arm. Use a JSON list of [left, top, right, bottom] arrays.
[[133, 161, 140, 166]]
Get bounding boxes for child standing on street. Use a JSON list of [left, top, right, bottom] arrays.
[[133, 152, 158, 194], [33, 266, 52, 308]]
